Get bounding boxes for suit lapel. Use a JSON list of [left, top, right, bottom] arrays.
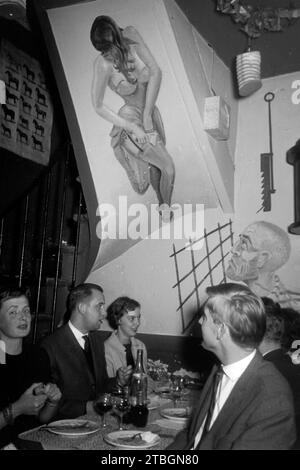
[[64, 324, 94, 382], [200, 352, 263, 445], [89, 331, 106, 385], [188, 365, 218, 442]]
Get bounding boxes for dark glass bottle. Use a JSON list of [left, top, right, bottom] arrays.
[[130, 349, 149, 427]]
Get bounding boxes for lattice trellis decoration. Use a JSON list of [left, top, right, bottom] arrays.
[[171, 219, 234, 334]]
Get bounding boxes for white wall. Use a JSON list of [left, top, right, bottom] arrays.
[[88, 206, 233, 335], [234, 71, 300, 291], [162, 0, 235, 212]]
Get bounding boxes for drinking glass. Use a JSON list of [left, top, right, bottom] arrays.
[[170, 377, 183, 407], [94, 393, 112, 428], [112, 396, 131, 430]]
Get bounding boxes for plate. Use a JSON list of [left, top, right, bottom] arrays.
[[147, 394, 171, 410], [156, 387, 172, 398], [160, 407, 191, 423], [104, 430, 160, 449], [156, 387, 190, 399], [45, 419, 100, 436]]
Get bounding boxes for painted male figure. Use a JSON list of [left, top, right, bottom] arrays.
[[226, 221, 300, 311]]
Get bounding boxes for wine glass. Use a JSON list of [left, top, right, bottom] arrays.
[[94, 393, 112, 428], [113, 396, 131, 431], [170, 377, 183, 408]]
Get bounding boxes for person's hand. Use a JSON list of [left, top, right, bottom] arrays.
[[43, 383, 62, 405], [33, 383, 46, 396], [13, 383, 47, 417], [117, 365, 133, 386], [129, 123, 147, 144]]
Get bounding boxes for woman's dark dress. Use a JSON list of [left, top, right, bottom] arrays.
[[0, 344, 49, 447]]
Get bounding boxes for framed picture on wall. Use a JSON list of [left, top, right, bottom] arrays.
[[0, 37, 53, 165]]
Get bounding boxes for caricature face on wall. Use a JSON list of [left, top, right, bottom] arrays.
[[226, 221, 292, 284], [226, 229, 261, 282]]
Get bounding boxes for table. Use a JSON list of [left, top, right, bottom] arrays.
[[17, 395, 197, 451]]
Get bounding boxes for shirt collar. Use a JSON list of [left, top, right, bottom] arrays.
[[68, 320, 86, 342], [222, 349, 256, 381], [262, 346, 282, 357], [111, 330, 133, 351]]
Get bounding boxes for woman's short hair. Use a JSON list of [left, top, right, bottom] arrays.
[[205, 283, 266, 348], [0, 285, 30, 310], [107, 296, 140, 330]]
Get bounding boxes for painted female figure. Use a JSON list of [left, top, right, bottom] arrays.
[[90, 16, 175, 221]]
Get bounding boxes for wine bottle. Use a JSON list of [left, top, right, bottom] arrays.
[[130, 348, 149, 427]]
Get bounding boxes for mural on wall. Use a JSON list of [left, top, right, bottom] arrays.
[[46, 0, 218, 268], [0, 39, 53, 166], [226, 221, 300, 311], [172, 219, 233, 334], [259, 92, 276, 213], [90, 16, 175, 223]]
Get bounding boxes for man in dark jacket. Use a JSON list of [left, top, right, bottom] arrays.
[[168, 283, 296, 450], [259, 297, 300, 449], [40, 283, 130, 419]]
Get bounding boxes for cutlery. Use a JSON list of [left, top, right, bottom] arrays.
[[118, 432, 143, 442], [41, 421, 90, 431]]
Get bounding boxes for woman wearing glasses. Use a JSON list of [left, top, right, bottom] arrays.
[[0, 286, 61, 448], [104, 297, 147, 380]]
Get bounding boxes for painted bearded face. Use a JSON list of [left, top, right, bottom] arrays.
[[226, 232, 260, 282]]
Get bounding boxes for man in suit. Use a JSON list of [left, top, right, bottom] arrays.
[[259, 297, 300, 448], [168, 283, 296, 450], [40, 283, 131, 419]]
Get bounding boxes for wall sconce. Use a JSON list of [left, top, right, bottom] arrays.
[[0, 79, 6, 104], [204, 96, 230, 140]]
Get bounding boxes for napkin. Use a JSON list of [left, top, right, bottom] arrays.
[[140, 431, 157, 443], [153, 418, 187, 431]]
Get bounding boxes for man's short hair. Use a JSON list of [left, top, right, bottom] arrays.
[[280, 308, 300, 350], [0, 285, 30, 310], [67, 283, 103, 314], [205, 283, 266, 348]]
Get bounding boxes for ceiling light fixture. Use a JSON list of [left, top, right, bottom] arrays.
[[216, 1, 300, 97]]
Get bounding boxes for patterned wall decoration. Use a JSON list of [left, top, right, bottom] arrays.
[[172, 219, 234, 334], [0, 39, 53, 165]]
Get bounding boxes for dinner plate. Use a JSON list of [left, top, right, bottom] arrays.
[[147, 394, 171, 410], [104, 430, 160, 449], [156, 387, 172, 398], [45, 419, 100, 436], [160, 407, 191, 423], [156, 387, 189, 399]]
